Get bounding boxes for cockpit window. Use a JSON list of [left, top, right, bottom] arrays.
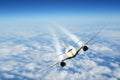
[[67, 48, 72, 52]]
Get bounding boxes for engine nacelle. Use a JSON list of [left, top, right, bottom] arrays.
[[60, 61, 66, 67], [83, 45, 89, 51]]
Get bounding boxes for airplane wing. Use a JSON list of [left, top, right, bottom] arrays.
[[73, 26, 105, 47], [40, 61, 60, 74], [85, 26, 105, 45]]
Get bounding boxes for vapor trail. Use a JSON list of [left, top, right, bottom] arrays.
[[55, 24, 83, 47], [50, 28, 64, 61]]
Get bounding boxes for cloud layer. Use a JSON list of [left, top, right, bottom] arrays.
[[0, 23, 119, 80]]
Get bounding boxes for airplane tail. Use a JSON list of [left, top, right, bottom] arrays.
[[62, 39, 69, 48]]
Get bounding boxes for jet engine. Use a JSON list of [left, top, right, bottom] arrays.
[[83, 45, 89, 51], [60, 61, 66, 67]]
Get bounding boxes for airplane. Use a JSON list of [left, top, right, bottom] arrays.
[[41, 26, 104, 73], [59, 26, 104, 67]]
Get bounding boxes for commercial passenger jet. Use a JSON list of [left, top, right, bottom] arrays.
[[41, 26, 104, 73]]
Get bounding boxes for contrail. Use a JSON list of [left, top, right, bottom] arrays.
[[54, 23, 83, 47], [50, 28, 64, 61]]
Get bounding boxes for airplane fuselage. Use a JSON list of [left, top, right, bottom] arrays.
[[65, 46, 77, 59]]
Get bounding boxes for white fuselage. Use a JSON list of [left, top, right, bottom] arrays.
[[65, 46, 77, 59]]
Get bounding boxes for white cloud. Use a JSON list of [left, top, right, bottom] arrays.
[[89, 66, 111, 75], [3, 73, 15, 79], [21, 71, 35, 78], [113, 68, 120, 79], [100, 30, 120, 45], [0, 42, 28, 58], [110, 62, 119, 68], [30, 42, 41, 49], [24, 63, 37, 71], [91, 43, 112, 52], [109, 78, 118, 80], [91, 43, 120, 57], [13, 44, 28, 53], [92, 57, 104, 62], [0, 60, 17, 71]]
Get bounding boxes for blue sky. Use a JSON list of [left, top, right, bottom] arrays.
[[0, 0, 120, 19], [0, 0, 120, 33]]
